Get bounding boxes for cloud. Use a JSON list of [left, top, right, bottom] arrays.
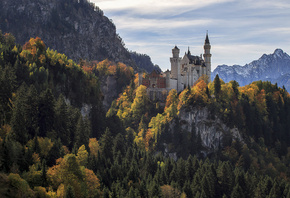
[[91, 0, 290, 71], [92, 0, 235, 16], [112, 17, 213, 32]]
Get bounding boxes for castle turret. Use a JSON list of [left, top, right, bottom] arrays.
[[203, 32, 212, 80], [170, 46, 180, 79]]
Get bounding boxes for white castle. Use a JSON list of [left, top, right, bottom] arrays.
[[139, 33, 211, 100]]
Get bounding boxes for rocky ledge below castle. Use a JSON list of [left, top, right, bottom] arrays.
[[163, 107, 243, 159]]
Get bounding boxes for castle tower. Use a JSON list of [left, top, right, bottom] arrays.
[[170, 46, 181, 79], [203, 32, 212, 80]]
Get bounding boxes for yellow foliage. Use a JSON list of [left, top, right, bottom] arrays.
[[161, 185, 183, 198], [76, 145, 89, 167], [165, 89, 178, 110], [56, 183, 65, 198], [89, 138, 99, 159], [191, 80, 208, 105], [32, 152, 41, 164], [38, 137, 54, 158], [8, 173, 35, 197], [47, 154, 85, 197], [239, 83, 259, 103], [178, 88, 190, 110], [0, 124, 12, 137], [34, 186, 50, 198], [47, 190, 57, 198]]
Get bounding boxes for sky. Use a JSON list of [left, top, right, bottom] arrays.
[[91, 0, 290, 71]]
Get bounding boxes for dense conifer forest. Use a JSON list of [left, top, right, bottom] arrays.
[[0, 31, 289, 197]]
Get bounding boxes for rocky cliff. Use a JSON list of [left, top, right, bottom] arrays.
[[212, 49, 290, 91], [100, 75, 118, 111], [0, 0, 135, 67], [178, 107, 242, 149], [162, 107, 243, 159]]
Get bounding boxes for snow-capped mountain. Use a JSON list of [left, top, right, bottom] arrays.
[[212, 49, 290, 91]]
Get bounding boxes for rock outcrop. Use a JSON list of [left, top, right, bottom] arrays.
[[100, 75, 118, 111], [163, 107, 243, 158], [178, 107, 242, 150]]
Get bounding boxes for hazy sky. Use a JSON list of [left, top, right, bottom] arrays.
[[91, 0, 290, 71]]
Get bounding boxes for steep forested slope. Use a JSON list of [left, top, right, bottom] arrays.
[[0, 32, 289, 197]]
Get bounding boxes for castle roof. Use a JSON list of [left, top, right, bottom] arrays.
[[205, 32, 210, 44], [186, 54, 203, 65]]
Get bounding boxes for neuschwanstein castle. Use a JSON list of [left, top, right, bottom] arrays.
[[139, 33, 211, 101]]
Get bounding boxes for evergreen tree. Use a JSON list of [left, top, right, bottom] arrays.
[[38, 89, 55, 137], [214, 74, 221, 99], [41, 159, 47, 187], [99, 127, 113, 159], [231, 184, 245, 198], [65, 185, 75, 198], [54, 94, 70, 145], [11, 84, 28, 144]]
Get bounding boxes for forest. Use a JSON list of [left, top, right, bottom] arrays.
[[0, 31, 289, 197]]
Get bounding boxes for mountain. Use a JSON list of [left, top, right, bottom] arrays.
[[0, 0, 135, 67], [130, 51, 161, 73], [212, 49, 290, 91]]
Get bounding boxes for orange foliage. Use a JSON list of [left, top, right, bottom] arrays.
[[82, 65, 93, 74], [21, 37, 46, 64], [145, 129, 154, 151], [89, 138, 99, 159], [84, 168, 101, 197], [134, 73, 140, 86], [191, 79, 208, 105], [165, 89, 178, 111]]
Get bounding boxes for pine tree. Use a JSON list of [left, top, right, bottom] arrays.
[[41, 159, 47, 187], [214, 74, 221, 99], [65, 185, 75, 198], [11, 84, 28, 144], [54, 94, 70, 146], [38, 89, 55, 137], [231, 184, 245, 198], [99, 127, 113, 159]]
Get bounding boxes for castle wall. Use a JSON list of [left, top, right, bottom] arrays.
[[169, 79, 178, 91]]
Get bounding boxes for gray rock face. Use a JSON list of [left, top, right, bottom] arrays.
[[178, 107, 242, 152], [0, 0, 135, 67], [162, 107, 243, 158], [100, 75, 118, 111], [212, 49, 290, 91], [163, 107, 243, 158]]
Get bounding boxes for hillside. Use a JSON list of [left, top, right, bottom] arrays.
[[130, 51, 161, 73], [212, 49, 290, 91], [0, 32, 289, 197], [0, 0, 136, 67]]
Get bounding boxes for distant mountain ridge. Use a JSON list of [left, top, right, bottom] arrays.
[[212, 49, 290, 91], [0, 0, 136, 67]]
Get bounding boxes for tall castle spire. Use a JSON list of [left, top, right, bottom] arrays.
[[203, 31, 212, 80]]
